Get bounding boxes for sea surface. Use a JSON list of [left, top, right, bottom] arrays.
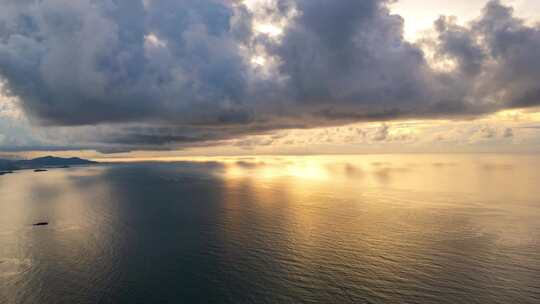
[[1, 154, 539, 303]]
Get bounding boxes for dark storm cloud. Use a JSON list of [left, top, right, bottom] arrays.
[[0, 0, 251, 126], [271, 0, 432, 110], [0, 0, 540, 151]]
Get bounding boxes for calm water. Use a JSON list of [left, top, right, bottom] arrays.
[[1, 154, 540, 303]]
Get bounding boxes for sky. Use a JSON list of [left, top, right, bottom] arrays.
[[1, 0, 540, 159], [391, 0, 540, 40]]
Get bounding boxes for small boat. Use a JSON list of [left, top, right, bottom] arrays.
[[34, 169, 48, 172]]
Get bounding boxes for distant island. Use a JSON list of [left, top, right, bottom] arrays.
[[0, 156, 98, 172]]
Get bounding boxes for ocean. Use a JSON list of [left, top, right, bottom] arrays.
[[1, 154, 539, 303]]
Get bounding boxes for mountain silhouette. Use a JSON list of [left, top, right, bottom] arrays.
[[0, 156, 97, 172]]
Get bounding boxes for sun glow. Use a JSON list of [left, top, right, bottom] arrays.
[[222, 157, 330, 181], [242, 0, 293, 39], [251, 55, 267, 66], [144, 33, 166, 48], [254, 23, 283, 37]]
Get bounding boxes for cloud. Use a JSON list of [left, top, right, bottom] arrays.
[[0, 0, 539, 152], [234, 136, 275, 149], [372, 124, 390, 142], [503, 127, 514, 138]]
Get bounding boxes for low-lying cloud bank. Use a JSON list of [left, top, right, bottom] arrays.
[[0, 0, 539, 152]]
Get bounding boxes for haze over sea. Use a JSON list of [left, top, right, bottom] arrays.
[[1, 154, 539, 303]]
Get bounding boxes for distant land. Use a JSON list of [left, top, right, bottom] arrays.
[[0, 156, 98, 172]]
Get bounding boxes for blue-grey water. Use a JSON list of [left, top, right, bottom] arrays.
[[1, 154, 539, 303]]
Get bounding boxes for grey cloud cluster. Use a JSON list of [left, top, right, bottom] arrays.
[[271, 0, 431, 115], [432, 1, 540, 111], [0, 0, 251, 126], [0, 0, 539, 151]]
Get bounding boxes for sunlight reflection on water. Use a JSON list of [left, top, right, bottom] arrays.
[[1, 155, 539, 303]]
